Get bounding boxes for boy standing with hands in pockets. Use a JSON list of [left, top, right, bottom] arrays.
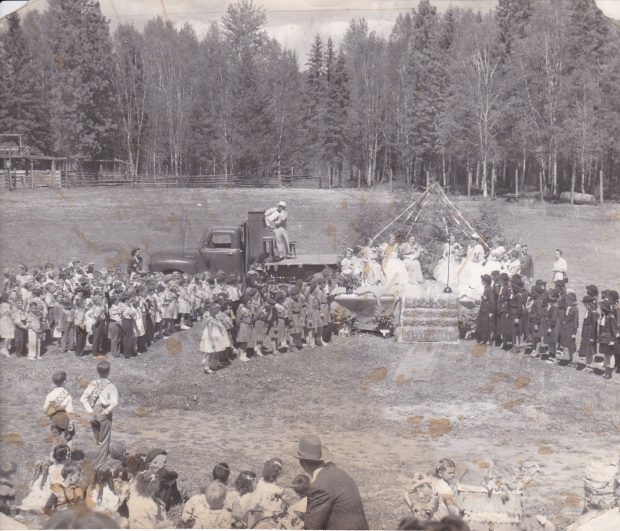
[[80, 361, 118, 467]]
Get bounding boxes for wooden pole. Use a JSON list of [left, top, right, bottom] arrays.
[[515, 167, 519, 196], [30, 158, 35, 189], [570, 161, 575, 205]]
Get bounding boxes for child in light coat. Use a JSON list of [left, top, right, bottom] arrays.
[[199, 305, 232, 374]]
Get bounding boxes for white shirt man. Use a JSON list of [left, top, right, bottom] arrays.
[[265, 201, 290, 260], [552, 249, 568, 282]]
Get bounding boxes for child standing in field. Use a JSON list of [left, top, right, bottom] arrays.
[[200, 304, 232, 374], [235, 295, 252, 362], [26, 301, 43, 359], [0, 295, 14, 357], [43, 370, 75, 445], [598, 299, 618, 380]]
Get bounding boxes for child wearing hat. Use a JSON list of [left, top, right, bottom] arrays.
[[251, 299, 271, 357], [271, 293, 289, 352], [558, 292, 579, 363], [199, 304, 231, 374], [598, 299, 618, 379], [543, 289, 560, 361], [578, 295, 599, 369], [287, 288, 305, 350], [527, 286, 547, 357]]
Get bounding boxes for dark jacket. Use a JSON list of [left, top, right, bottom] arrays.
[[304, 463, 369, 530], [520, 254, 534, 279], [598, 313, 618, 345]]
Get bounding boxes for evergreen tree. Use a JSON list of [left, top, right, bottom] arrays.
[[302, 34, 325, 170], [322, 50, 349, 186], [404, 0, 443, 184], [48, 0, 117, 158], [0, 13, 48, 154], [222, 0, 272, 176]]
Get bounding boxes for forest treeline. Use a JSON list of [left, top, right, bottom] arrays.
[[1, 0, 620, 197]]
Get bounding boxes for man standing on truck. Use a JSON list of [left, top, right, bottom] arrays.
[[265, 201, 291, 260]]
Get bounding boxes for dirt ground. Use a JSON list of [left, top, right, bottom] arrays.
[[0, 187, 619, 529]]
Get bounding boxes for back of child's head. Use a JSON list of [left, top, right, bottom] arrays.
[[262, 458, 283, 483], [205, 481, 227, 510], [212, 462, 230, 484], [291, 474, 310, 497], [234, 471, 256, 495], [96, 361, 111, 378], [53, 444, 71, 464], [61, 462, 80, 480], [52, 370, 67, 387]]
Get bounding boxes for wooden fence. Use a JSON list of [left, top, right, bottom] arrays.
[[2, 170, 396, 190]]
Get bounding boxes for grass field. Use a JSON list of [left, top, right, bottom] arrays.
[[0, 187, 619, 529]]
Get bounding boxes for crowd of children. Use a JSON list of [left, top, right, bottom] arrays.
[[2, 441, 312, 529], [0, 261, 338, 373], [475, 275, 620, 379]]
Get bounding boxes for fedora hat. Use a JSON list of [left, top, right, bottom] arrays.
[[294, 434, 329, 462]]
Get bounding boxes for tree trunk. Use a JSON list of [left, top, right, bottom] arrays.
[[570, 161, 576, 205], [552, 146, 557, 196], [467, 160, 472, 197], [491, 161, 496, 198], [442, 155, 446, 188], [599, 167, 604, 204], [475, 160, 480, 188], [515, 167, 519, 196], [482, 158, 488, 198], [539, 160, 544, 203]]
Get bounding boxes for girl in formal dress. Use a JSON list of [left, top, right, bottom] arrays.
[[199, 304, 232, 374]]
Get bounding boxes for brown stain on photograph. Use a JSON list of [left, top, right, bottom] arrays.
[[471, 343, 487, 357], [395, 374, 407, 386], [538, 445, 554, 455], [165, 337, 182, 356], [428, 418, 451, 438], [502, 398, 524, 410], [136, 405, 149, 417], [563, 493, 581, 507], [361, 367, 388, 390], [407, 416, 424, 425], [71, 228, 100, 254], [0, 433, 24, 445], [514, 376, 530, 389]]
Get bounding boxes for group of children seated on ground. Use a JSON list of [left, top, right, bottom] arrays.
[[475, 275, 620, 379], [0, 260, 339, 374], [2, 443, 310, 529]]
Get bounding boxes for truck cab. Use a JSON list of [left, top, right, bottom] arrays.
[[197, 226, 244, 275]]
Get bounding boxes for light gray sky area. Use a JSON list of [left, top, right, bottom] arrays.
[[1, 0, 620, 60]]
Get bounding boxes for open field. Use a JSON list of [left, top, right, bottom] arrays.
[[1, 187, 620, 529]]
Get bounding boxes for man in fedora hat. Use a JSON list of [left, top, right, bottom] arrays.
[[294, 434, 368, 530]]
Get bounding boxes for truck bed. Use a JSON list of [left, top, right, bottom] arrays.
[[263, 254, 340, 267]]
